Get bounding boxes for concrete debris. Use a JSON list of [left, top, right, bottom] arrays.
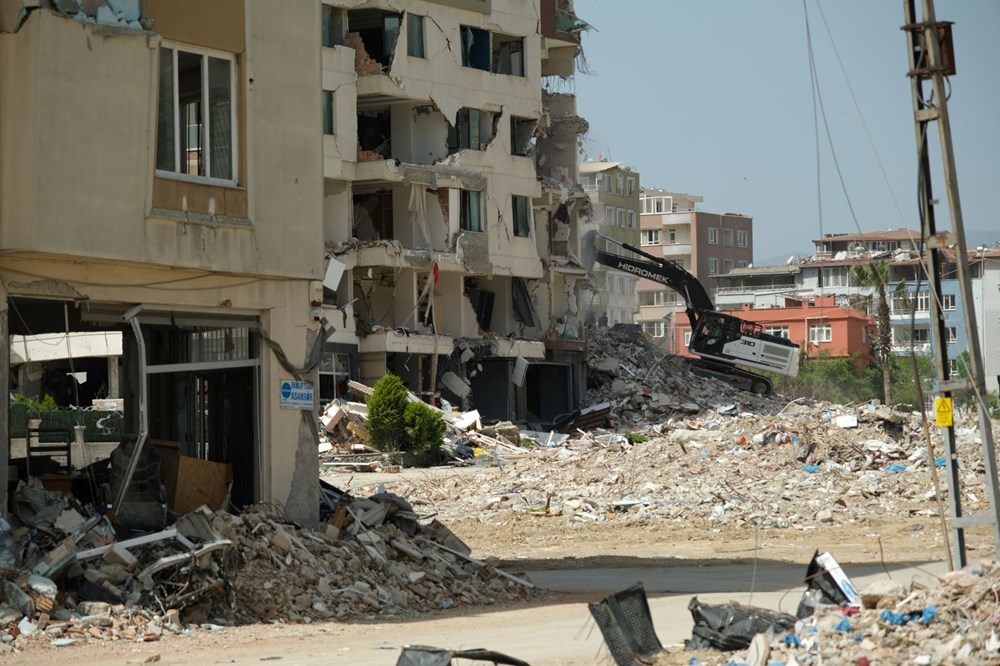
[[0, 483, 534, 654], [710, 559, 1000, 666]]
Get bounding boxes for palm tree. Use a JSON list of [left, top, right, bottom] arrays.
[[851, 261, 892, 406]]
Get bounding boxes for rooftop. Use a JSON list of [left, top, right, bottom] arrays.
[[578, 160, 625, 173], [813, 229, 921, 244]]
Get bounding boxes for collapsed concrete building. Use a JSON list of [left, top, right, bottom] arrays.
[[320, 0, 593, 425], [0, 0, 593, 525]]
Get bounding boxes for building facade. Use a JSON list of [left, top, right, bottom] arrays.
[[578, 161, 640, 326], [636, 189, 753, 347], [0, 0, 593, 522]]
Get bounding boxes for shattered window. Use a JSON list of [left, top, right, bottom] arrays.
[[491, 33, 524, 76], [460, 190, 483, 232], [406, 14, 425, 58], [512, 195, 531, 237], [322, 91, 335, 135], [156, 45, 235, 182], [511, 116, 535, 156], [461, 26, 490, 71], [449, 108, 494, 152]]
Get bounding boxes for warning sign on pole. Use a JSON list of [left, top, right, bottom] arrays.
[[935, 397, 953, 427]]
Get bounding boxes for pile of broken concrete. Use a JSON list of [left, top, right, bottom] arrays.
[[0, 479, 534, 653]]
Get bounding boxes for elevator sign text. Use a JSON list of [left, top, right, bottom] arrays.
[[279, 379, 314, 410]]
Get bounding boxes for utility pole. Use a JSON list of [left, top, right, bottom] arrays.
[[903, 0, 1000, 569]]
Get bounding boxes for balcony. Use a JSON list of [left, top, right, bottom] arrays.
[[892, 342, 932, 355], [660, 242, 692, 257]]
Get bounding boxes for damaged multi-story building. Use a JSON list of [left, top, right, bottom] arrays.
[[0, 0, 594, 524], [321, 0, 592, 425]]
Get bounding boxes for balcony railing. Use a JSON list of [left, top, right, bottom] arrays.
[[660, 242, 692, 257]]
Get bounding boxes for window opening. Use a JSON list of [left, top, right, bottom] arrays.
[[460, 190, 483, 232], [406, 13, 425, 58], [512, 195, 531, 237]]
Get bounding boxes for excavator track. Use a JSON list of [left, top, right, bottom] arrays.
[[688, 358, 773, 395]]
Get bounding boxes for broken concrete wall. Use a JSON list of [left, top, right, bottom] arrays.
[[322, 43, 360, 171], [436, 272, 480, 339], [323, 180, 354, 243], [392, 103, 449, 164], [536, 91, 588, 184]]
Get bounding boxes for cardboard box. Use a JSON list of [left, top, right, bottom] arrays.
[[172, 455, 232, 515]]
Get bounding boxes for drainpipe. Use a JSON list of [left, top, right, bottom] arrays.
[[112, 305, 149, 514]]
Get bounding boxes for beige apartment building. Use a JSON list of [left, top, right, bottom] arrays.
[[0, 0, 591, 525], [578, 161, 641, 326], [636, 189, 753, 348]]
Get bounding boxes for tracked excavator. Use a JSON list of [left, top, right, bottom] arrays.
[[585, 232, 800, 395]]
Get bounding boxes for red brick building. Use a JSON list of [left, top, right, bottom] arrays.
[[671, 295, 874, 361]]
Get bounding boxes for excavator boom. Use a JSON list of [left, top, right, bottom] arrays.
[[586, 233, 800, 393]]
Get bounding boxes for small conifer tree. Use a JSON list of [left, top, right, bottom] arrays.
[[366, 373, 409, 451]]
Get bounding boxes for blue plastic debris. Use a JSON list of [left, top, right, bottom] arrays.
[[834, 617, 853, 632], [884, 463, 907, 473], [784, 635, 802, 648], [688, 658, 703, 666], [934, 457, 946, 467], [700, 450, 710, 458], [880, 607, 936, 626], [803, 464, 821, 473]]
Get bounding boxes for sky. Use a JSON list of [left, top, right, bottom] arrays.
[[571, 0, 1000, 265]]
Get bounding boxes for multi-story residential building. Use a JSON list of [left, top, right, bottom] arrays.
[[636, 189, 753, 348], [321, 0, 592, 425], [578, 161, 640, 326], [0, 0, 325, 522], [0, 0, 593, 522]]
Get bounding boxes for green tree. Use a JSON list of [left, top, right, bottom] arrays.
[[952, 351, 1000, 417], [851, 261, 893, 405], [404, 400, 446, 460], [366, 373, 409, 451]]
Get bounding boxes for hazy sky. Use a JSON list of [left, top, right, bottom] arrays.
[[572, 0, 1000, 265]]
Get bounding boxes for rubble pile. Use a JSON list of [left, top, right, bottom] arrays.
[[0, 481, 534, 653], [693, 561, 1000, 665], [352, 399, 996, 534], [584, 325, 780, 427]]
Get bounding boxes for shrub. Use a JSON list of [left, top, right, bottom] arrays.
[[366, 374, 409, 452], [404, 400, 446, 459]]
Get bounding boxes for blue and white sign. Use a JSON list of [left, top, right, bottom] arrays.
[[279, 379, 314, 410]]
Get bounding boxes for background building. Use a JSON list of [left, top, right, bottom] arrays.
[[578, 161, 640, 326], [636, 189, 753, 348]]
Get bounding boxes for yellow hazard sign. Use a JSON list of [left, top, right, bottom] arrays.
[[935, 397, 953, 427]]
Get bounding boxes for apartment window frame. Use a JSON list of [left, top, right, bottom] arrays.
[[603, 174, 613, 193], [708, 257, 719, 275], [322, 90, 335, 136], [156, 43, 238, 186], [406, 13, 426, 58], [947, 326, 957, 344], [683, 330, 692, 346], [809, 323, 833, 344], [460, 190, 483, 232], [510, 116, 535, 156], [605, 207, 614, 226], [626, 177, 636, 196], [616, 209, 625, 227], [642, 321, 666, 338], [942, 294, 956, 311], [764, 326, 790, 339], [627, 210, 636, 229], [707, 227, 718, 245], [723, 228, 734, 247], [616, 173, 624, 194], [640, 229, 660, 246], [723, 259, 734, 274], [449, 107, 494, 152], [737, 230, 748, 248], [512, 195, 531, 238]]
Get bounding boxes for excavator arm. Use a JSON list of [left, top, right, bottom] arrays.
[[586, 233, 801, 392]]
